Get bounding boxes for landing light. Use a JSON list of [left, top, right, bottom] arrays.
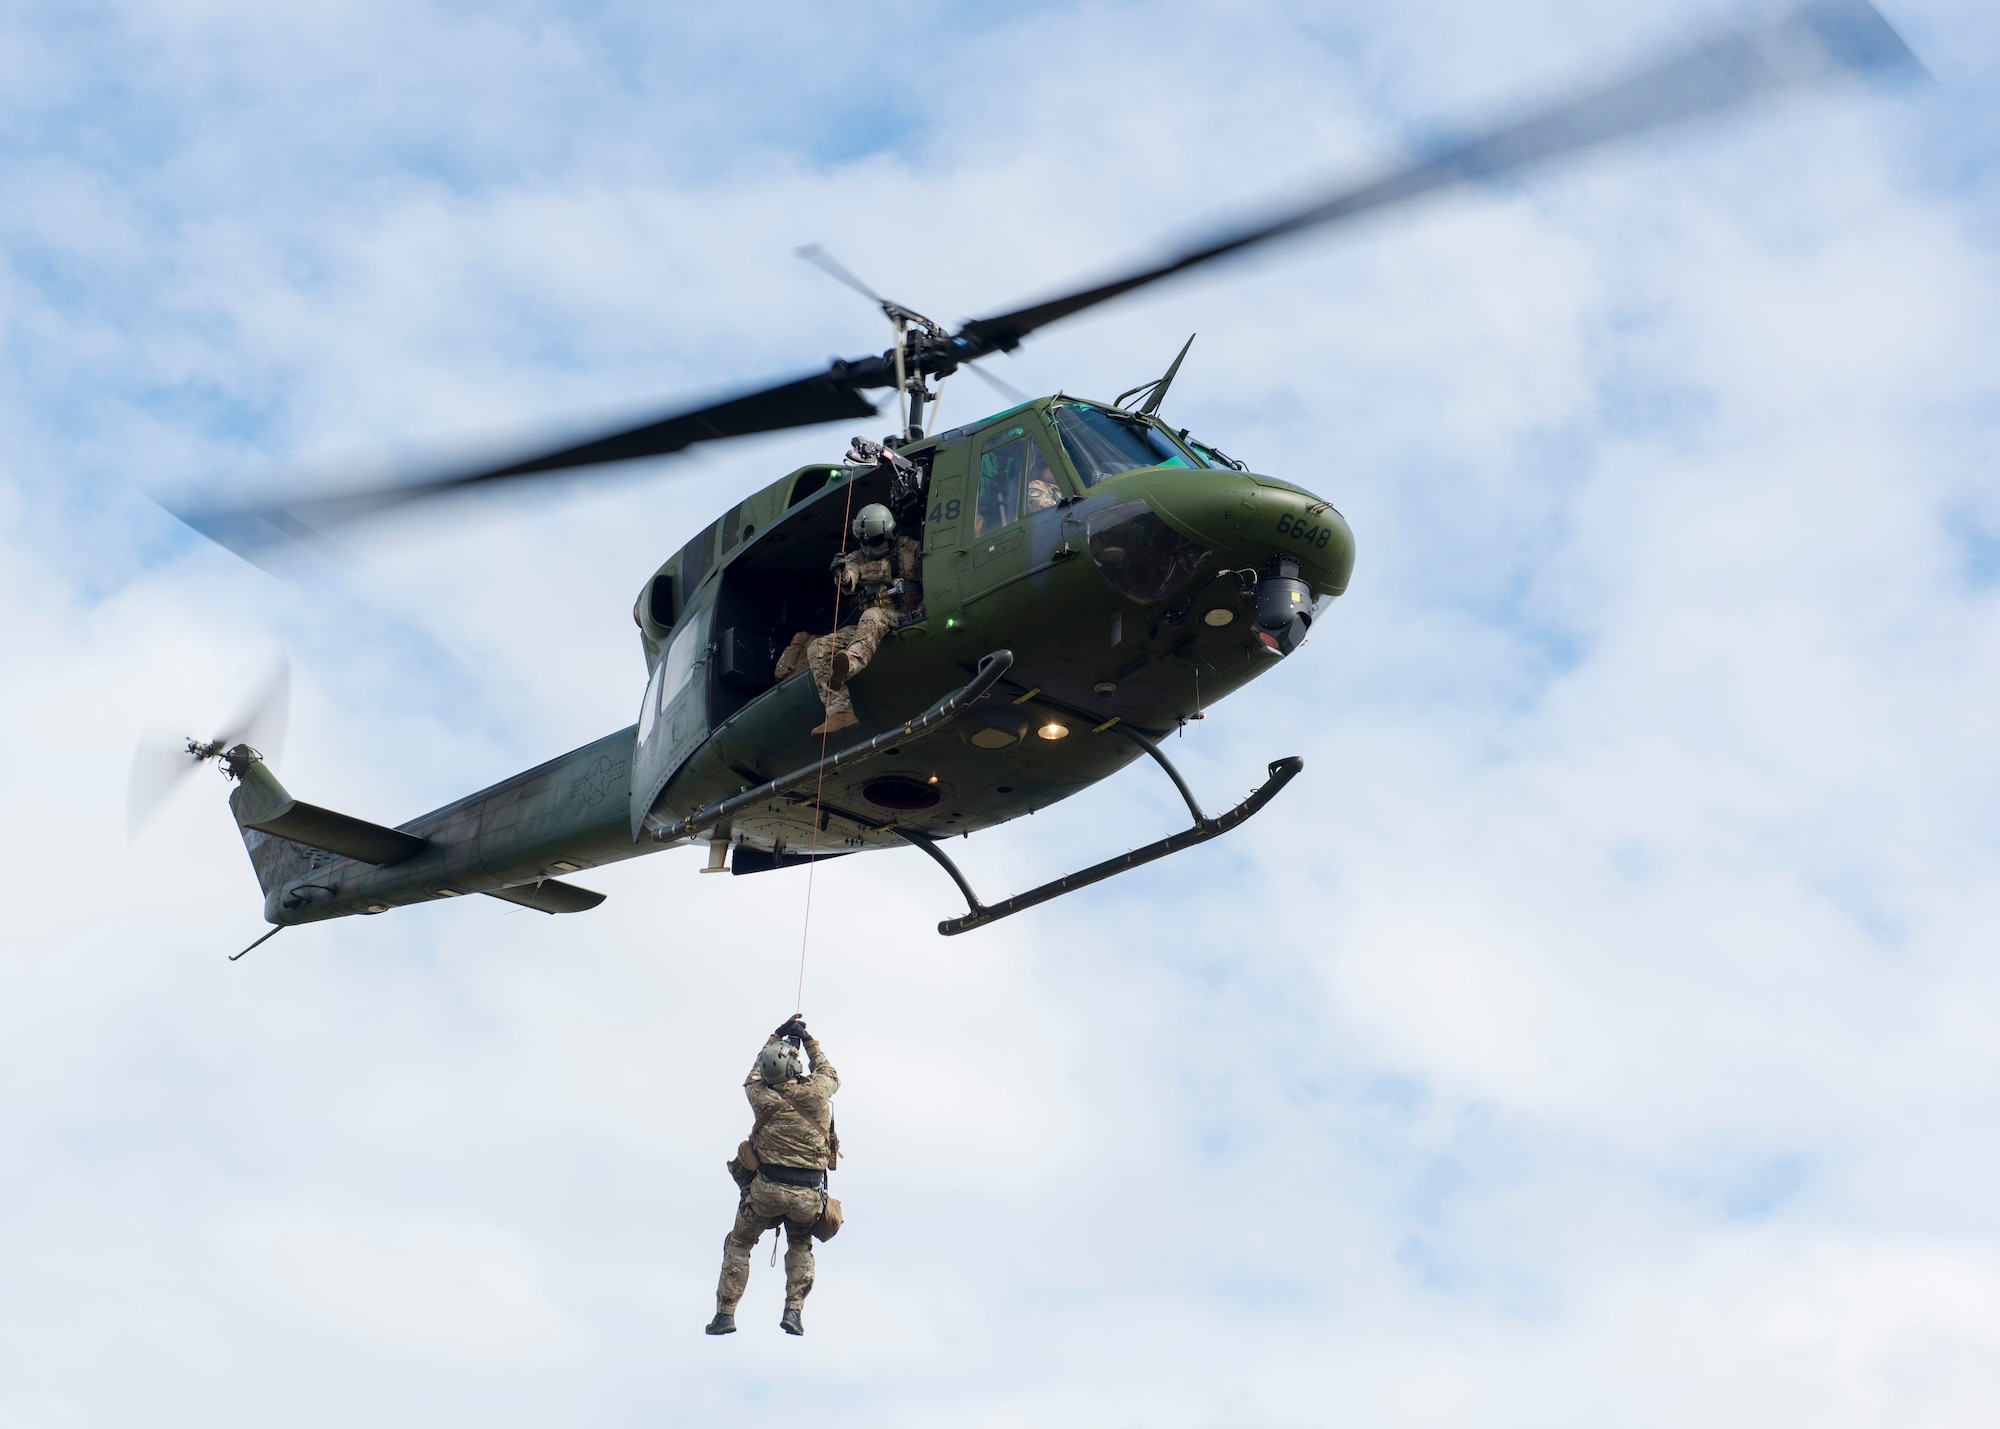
[[1037, 721, 1070, 741], [927, 774, 939, 784], [1202, 607, 1234, 627]]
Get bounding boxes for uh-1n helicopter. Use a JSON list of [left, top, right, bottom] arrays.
[[151, 2, 1918, 955]]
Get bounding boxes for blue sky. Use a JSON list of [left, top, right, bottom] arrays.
[[5, 2, 2000, 1425]]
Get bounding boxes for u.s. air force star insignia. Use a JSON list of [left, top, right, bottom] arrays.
[[572, 753, 615, 807]]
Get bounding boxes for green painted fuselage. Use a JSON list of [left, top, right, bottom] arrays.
[[245, 396, 1354, 926]]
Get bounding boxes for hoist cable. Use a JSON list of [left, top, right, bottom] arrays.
[[794, 473, 857, 1014]]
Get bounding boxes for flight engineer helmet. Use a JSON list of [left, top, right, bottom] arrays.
[[851, 504, 896, 558], [759, 1039, 803, 1085]]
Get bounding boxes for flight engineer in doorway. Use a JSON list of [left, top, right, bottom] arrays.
[[707, 1015, 842, 1337], [806, 503, 923, 736]]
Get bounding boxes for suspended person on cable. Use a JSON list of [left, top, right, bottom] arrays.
[[707, 1015, 842, 1337]]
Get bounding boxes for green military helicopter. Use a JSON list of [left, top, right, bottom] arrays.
[[148, 1, 1917, 954]]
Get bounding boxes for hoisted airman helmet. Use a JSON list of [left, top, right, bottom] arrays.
[[851, 503, 896, 558], [759, 1039, 803, 1085]]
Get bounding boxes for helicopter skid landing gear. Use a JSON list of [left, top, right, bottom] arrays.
[[895, 729, 1302, 936]]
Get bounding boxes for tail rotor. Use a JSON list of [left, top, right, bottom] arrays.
[[127, 655, 291, 835]]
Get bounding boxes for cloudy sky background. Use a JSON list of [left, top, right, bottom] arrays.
[[4, 0, 1998, 1423]]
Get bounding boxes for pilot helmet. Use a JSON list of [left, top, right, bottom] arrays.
[[851, 503, 896, 557], [759, 1039, 803, 1085]]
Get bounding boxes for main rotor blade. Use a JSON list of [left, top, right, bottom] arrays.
[[955, 0, 1921, 355], [175, 367, 885, 553], [797, 244, 887, 305], [960, 359, 1031, 405], [799, 243, 944, 334]]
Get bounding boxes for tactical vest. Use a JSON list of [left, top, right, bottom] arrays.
[[850, 537, 923, 615]]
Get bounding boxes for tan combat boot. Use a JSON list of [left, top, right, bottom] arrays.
[[811, 710, 858, 736]]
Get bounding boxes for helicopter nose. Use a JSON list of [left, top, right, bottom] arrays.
[[1144, 471, 1354, 604]]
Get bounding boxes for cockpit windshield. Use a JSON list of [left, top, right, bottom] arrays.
[[1049, 403, 1199, 487], [1194, 440, 1249, 471]]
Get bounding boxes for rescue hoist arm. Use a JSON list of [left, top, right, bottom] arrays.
[[646, 650, 1015, 846]]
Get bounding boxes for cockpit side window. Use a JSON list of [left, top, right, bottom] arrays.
[[976, 425, 1068, 538], [975, 433, 1026, 538], [1023, 441, 1063, 515], [1049, 403, 1196, 487]]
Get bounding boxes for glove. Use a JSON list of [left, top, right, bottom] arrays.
[[827, 552, 849, 577], [773, 1015, 807, 1042]]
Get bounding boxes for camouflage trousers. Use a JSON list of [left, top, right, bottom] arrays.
[[806, 606, 894, 719], [716, 1176, 825, 1313]]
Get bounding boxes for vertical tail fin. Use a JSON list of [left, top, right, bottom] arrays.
[[228, 760, 320, 896], [226, 755, 428, 897]]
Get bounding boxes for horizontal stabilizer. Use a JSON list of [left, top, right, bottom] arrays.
[[482, 879, 606, 914], [243, 801, 427, 865], [230, 761, 427, 866]]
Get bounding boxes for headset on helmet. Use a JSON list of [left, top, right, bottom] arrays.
[[851, 503, 896, 557]]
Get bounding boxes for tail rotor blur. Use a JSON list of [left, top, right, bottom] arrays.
[[127, 656, 290, 836]]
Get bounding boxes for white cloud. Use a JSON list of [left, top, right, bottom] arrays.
[[3, 0, 1998, 1424], [221, 1209, 572, 1359]]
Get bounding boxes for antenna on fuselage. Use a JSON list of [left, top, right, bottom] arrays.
[[1116, 334, 1196, 416]]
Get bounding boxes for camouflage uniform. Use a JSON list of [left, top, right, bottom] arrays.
[[806, 536, 924, 722], [714, 1034, 841, 1316], [773, 631, 812, 681], [1025, 442, 1062, 515]]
